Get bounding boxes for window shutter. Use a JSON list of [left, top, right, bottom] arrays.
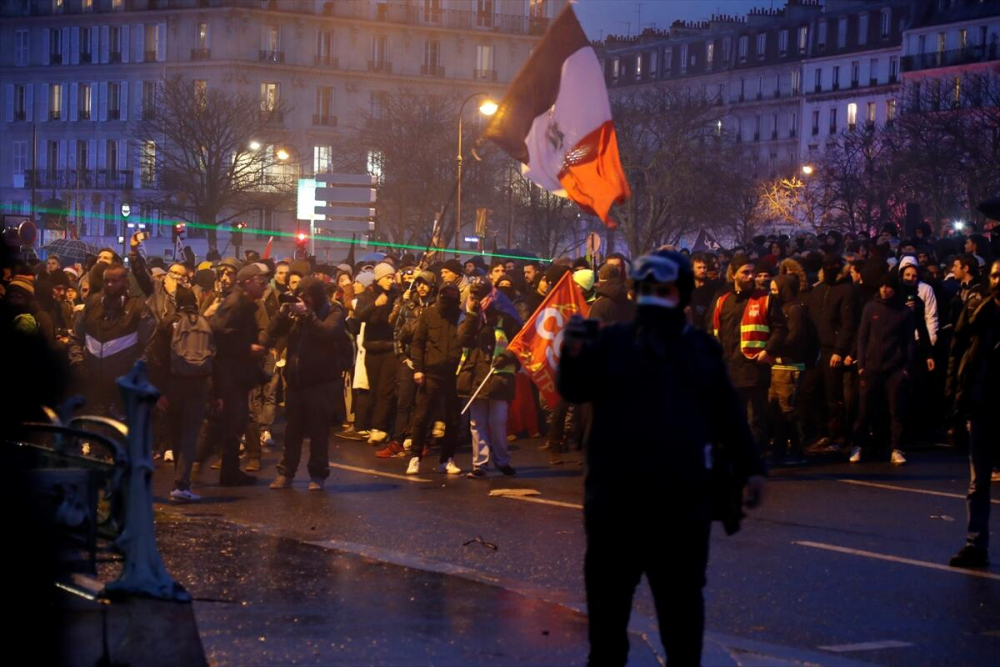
[[25, 85, 33, 121], [100, 26, 109, 63], [69, 82, 78, 121], [119, 139, 128, 171], [43, 29, 50, 66], [88, 139, 97, 169], [61, 82, 68, 121], [91, 27, 99, 60], [99, 81, 108, 121], [134, 81, 142, 120], [70, 27, 80, 65], [98, 139, 106, 170], [135, 24, 143, 61], [58, 140, 68, 169], [120, 80, 128, 121], [40, 83, 49, 121], [62, 27, 70, 60], [4, 85, 12, 123], [121, 25, 130, 63], [157, 24, 166, 61], [68, 140, 77, 169]]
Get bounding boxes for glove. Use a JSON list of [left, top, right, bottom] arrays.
[[492, 354, 512, 369]]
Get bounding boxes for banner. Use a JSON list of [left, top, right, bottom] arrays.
[[507, 271, 590, 409]]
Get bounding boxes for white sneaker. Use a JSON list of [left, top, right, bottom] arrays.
[[402, 438, 413, 452], [406, 456, 421, 475], [261, 430, 274, 447], [170, 488, 201, 502], [368, 429, 388, 444], [432, 421, 446, 438], [891, 449, 907, 465], [849, 446, 862, 463], [436, 458, 462, 475], [163, 450, 174, 463]]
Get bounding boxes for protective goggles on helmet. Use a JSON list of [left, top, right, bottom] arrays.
[[630, 254, 680, 283]]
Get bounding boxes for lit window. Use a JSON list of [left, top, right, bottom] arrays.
[[260, 83, 279, 112], [886, 99, 896, 123], [847, 103, 857, 130], [314, 145, 332, 174], [866, 102, 876, 124], [706, 42, 714, 69], [367, 150, 384, 184]]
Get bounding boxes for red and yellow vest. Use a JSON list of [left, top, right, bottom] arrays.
[[712, 290, 771, 359]]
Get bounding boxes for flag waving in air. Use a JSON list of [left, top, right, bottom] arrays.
[[480, 4, 630, 227]]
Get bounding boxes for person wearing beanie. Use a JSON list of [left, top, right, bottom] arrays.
[[573, 269, 597, 303], [710, 253, 787, 451], [851, 270, 916, 466], [590, 264, 636, 325], [373, 262, 395, 283], [440, 259, 464, 285], [353, 258, 400, 445], [753, 261, 776, 291], [558, 249, 765, 667]]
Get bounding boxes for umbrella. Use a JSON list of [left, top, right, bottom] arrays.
[[42, 238, 99, 265], [360, 251, 386, 263], [977, 196, 1000, 221]]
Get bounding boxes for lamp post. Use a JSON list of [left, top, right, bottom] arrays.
[[455, 93, 497, 258]]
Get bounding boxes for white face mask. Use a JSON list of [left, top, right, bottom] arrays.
[[636, 294, 680, 309]]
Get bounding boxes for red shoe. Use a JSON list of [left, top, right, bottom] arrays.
[[376, 441, 406, 458]]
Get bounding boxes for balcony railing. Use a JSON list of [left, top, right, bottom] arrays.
[[259, 50, 284, 63], [314, 55, 339, 67], [24, 169, 134, 190], [321, 1, 550, 36], [49, 51, 63, 64], [870, 77, 878, 86], [368, 60, 392, 73], [312, 114, 337, 127], [79, 109, 91, 120], [81, 51, 93, 63], [108, 108, 121, 120], [814, 84, 821, 93], [851, 79, 859, 89], [144, 50, 156, 62], [902, 45, 999, 72], [109, 50, 122, 63], [421, 63, 446, 77], [191, 48, 210, 60], [14, 110, 26, 122], [474, 69, 497, 81]]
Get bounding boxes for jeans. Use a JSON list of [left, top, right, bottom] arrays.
[[245, 354, 278, 457], [166, 376, 208, 491], [277, 381, 340, 480], [469, 399, 510, 469]]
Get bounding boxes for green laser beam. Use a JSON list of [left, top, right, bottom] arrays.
[[1, 203, 552, 262]]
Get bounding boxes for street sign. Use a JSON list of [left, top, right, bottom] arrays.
[[18, 220, 37, 246], [311, 173, 378, 244], [312, 206, 375, 220], [315, 186, 377, 205], [121, 203, 131, 218], [586, 231, 601, 255]]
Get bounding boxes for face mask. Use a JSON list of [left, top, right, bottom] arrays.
[[636, 294, 680, 309]]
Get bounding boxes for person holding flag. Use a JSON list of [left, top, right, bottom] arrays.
[[558, 250, 766, 667]]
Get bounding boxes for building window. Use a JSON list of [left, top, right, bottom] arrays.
[[423, 0, 442, 23], [722, 37, 731, 62], [886, 98, 896, 124], [771, 113, 778, 139], [866, 102, 876, 126], [144, 24, 158, 62], [814, 67, 822, 92], [317, 30, 335, 65], [79, 82, 92, 120], [266, 24, 280, 53], [881, 9, 891, 38], [756, 33, 766, 60], [50, 83, 63, 121], [367, 149, 384, 185], [649, 50, 658, 78], [837, 17, 847, 49], [858, 13, 869, 45], [109, 25, 122, 61], [13, 142, 28, 180], [476, 44, 494, 76], [663, 49, 672, 75], [15, 30, 29, 66], [847, 103, 857, 130], [738, 35, 748, 63], [952, 77, 962, 107], [937, 32, 946, 54], [107, 139, 118, 172], [791, 70, 800, 95], [706, 42, 714, 69], [778, 30, 788, 57], [680, 44, 688, 74], [818, 21, 827, 49], [851, 61, 860, 87], [142, 81, 156, 115], [612, 58, 619, 83], [13, 84, 28, 121], [369, 91, 388, 120], [790, 111, 798, 137], [371, 35, 389, 67], [80, 27, 93, 63], [49, 28, 63, 64], [193, 80, 207, 109], [889, 56, 898, 81], [197, 22, 209, 50], [141, 141, 156, 187], [833, 65, 840, 90], [476, 0, 495, 28], [870, 58, 879, 84], [635, 54, 643, 80], [314, 145, 332, 173], [315, 86, 334, 122], [798, 25, 808, 54], [108, 81, 120, 120], [812, 109, 820, 135], [754, 114, 761, 141], [260, 83, 279, 112], [76, 141, 88, 174], [959, 29, 968, 51], [830, 107, 838, 134], [424, 40, 441, 71], [47, 141, 59, 174]]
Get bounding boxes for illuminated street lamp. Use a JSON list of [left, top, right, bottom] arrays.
[[277, 148, 291, 161], [801, 164, 814, 176], [249, 140, 262, 151], [456, 93, 498, 257]]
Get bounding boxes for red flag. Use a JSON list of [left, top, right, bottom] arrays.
[[262, 236, 274, 259], [507, 271, 590, 409]]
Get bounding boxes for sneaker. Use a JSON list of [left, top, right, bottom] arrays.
[[375, 441, 406, 458], [402, 438, 413, 452], [406, 457, 421, 475], [849, 446, 862, 463], [269, 475, 292, 489], [245, 458, 261, 472], [466, 468, 486, 479], [219, 471, 257, 487], [261, 430, 275, 447], [335, 427, 365, 441], [432, 421, 445, 438], [308, 478, 325, 491], [367, 429, 388, 444], [437, 458, 462, 475], [170, 488, 201, 502], [891, 449, 907, 465], [163, 450, 174, 463], [498, 465, 517, 477], [949, 545, 990, 569]]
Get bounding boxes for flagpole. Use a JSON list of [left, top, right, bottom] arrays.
[[461, 367, 496, 415]]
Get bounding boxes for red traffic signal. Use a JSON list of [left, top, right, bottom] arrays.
[[297, 232, 307, 242], [235, 221, 247, 229], [172, 222, 186, 242]]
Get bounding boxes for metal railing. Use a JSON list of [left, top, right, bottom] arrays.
[[321, 1, 549, 36], [24, 169, 134, 190], [191, 48, 210, 60], [421, 63, 446, 77], [312, 114, 337, 127], [902, 45, 999, 72], [259, 50, 284, 64], [474, 68, 498, 81], [314, 54, 339, 67], [368, 60, 393, 73]]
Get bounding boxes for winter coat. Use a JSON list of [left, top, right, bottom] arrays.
[[394, 290, 434, 360], [946, 296, 1000, 416], [808, 276, 860, 357], [69, 292, 155, 394], [771, 275, 812, 367], [856, 294, 917, 375], [353, 285, 397, 354], [689, 279, 725, 331], [898, 256, 939, 347], [711, 287, 787, 388], [410, 301, 462, 377], [209, 286, 268, 390], [589, 279, 636, 325], [268, 300, 350, 389], [456, 306, 521, 400]]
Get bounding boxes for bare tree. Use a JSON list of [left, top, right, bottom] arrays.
[[133, 76, 294, 250]]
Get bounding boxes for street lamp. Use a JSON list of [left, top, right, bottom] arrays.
[[456, 92, 498, 257], [277, 148, 290, 161], [801, 164, 814, 176], [249, 140, 262, 151]]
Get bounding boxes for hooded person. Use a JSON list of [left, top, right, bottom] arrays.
[[898, 255, 939, 349], [851, 271, 917, 466], [557, 250, 765, 667], [767, 274, 814, 464]]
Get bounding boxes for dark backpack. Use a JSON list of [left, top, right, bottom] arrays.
[[170, 312, 215, 377]]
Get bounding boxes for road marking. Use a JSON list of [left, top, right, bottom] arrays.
[[499, 495, 583, 510], [794, 541, 1000, 581], [818, 640, 914, 652], [328, 462, 431, 483], [839, 479, 1000, 505]]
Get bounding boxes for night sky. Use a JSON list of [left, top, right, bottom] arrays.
[[573, 0, 775, 40]]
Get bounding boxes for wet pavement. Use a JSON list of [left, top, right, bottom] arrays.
[[143, 431, 1000, 666]]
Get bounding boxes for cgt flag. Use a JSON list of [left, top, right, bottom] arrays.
[[480, 4, 630, 227], [507, 271, 590, 409]]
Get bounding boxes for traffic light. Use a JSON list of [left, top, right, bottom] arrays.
[[172, 222, 186, 243], [295, 232, 308, 259], [231, 221, 246, 247]]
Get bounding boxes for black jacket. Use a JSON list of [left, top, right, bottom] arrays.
[[394, 291, 434, 360], [772, 275, 811, 366], [589, 279, 636, 325], [209, 286, 267, 390], [69, 292, 155, 393], [411, 301, 462, 377], [353, 286, 397, 354], [456, 306, 521, 400], [946, 296, 1000, 416], [268, 301, 350, 389], [558, 311, 764, 530], [711, 287, 787, 388], [689, 279, 725, 331], [809, 277, 860, 356], [856, 294, 917, 375]]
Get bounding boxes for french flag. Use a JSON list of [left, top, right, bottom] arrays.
[[480, 4, 630, 227]]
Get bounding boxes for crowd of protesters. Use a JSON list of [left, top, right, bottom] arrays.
[[1, 219, 997, 568]]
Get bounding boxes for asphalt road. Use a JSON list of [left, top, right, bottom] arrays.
[[152, 432, 1000, 666]]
